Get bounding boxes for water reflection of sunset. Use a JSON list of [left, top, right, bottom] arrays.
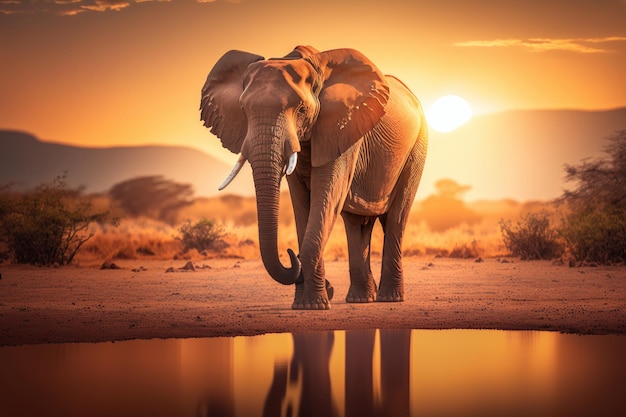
[[410, 330, 558, 416]]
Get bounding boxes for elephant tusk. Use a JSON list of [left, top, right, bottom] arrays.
[[286, 152, 297, 175], [218, 155, 246, 191]]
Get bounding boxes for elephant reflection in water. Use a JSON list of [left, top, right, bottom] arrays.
[[264, 332, 339, 417], [263, 330, 411, 417], [346, 329, 411, 417]]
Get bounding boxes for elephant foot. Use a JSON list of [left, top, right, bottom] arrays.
[[292, 280, 332, 310], [346, 294, 375, 303], [292, 295, 330, 310], [376, 288, 404, 302], [346, 284, 376, 303]]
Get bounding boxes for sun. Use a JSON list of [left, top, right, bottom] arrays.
[[426, 95, 473, 133]]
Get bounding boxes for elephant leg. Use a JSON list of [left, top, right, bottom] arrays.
[[378, 139, 426, 302], [287, 173, 335, 304], [342, 212, 377, 302], [378, 213, 405, 301], [286, 173, 310, 254], [287, 173, 310, 299], [293, 143, 361, 310]]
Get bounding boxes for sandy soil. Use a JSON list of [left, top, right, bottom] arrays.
[[1, 257, 625, 346]]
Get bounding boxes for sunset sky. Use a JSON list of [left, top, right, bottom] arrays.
[[1, 0, 625, 199]]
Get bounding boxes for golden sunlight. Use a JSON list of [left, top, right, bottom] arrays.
[[426, 95, 473, 133]]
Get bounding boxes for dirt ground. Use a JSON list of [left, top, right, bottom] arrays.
[[1, 257, 625, 346]]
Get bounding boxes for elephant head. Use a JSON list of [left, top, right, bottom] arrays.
[[200, 46, 389, 285]]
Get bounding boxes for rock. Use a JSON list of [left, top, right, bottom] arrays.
[[421, 262, 435, 270], [100, 261, 121, 270], [181, 261, 195, 271], [165, 262, 196, 273]]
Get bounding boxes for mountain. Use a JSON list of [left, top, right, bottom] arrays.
[[2, 107, 625, 201], [0, 130, 256, 197], [421, 107, 626, 201]]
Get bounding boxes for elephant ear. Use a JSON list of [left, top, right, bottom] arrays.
[[200, 50, 264, 154], [308, 49, 390, 167]]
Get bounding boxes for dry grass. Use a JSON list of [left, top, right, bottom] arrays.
[[78, 218, 182, 266], [73, 192, 553, 266]]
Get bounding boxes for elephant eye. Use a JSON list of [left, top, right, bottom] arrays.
[[297, 105, 306, 115]]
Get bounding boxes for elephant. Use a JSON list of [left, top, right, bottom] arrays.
[[200, 45, 428, 310]]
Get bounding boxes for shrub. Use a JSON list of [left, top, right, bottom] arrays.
[[449, 240, 481, 259], [0, 176, 110, 265], [176, 218, 227, 253], [559, 206, 626, 264], [499, 211, 562, 260]]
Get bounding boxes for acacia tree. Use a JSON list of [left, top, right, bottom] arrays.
[[561, 130, 626, 211], [109, 176, 194, 225], [418, 179, 481, 232]]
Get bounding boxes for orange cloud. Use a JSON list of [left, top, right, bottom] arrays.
[[0, 0, 23, 15], [80, 0, 130, 12], [455, 36, 626, 53], [0, 0, 218, 15], [0, 0, 125, 14]]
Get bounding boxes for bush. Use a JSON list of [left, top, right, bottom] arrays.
[[0, 176, 110, 265], [448, 240, 481, 259], [176, 218, 227, 253], [499, 211, 562, 260], [559, 206, 626, 264]]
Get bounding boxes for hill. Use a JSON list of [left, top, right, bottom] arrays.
[[0, 130, 255, 196], [1, 107, 625, 200]]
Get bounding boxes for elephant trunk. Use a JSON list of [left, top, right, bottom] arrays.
[[248, 139, 301, 285]]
